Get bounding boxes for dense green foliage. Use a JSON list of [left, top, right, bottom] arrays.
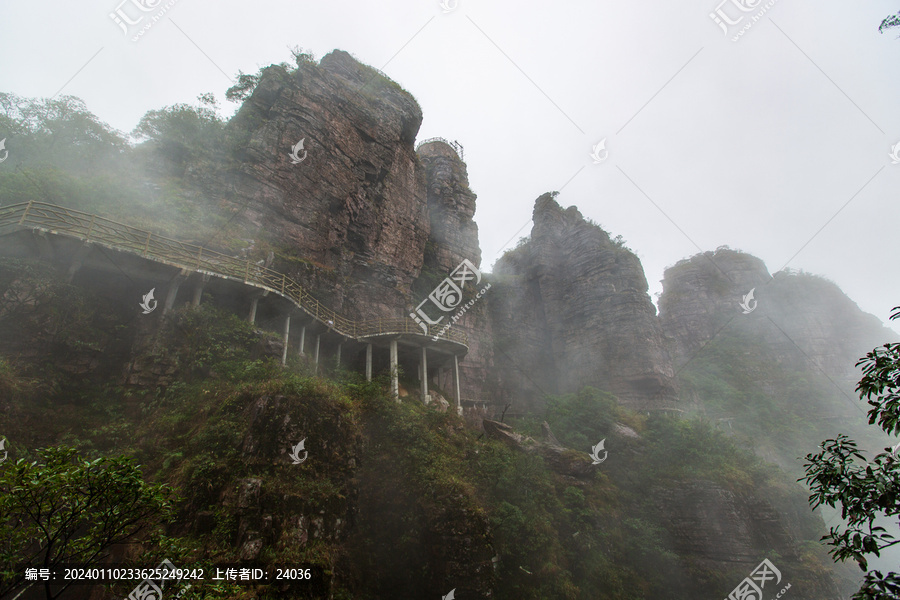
[[678, 327, 877, 478], [0, 92, 238, 247], [133, 100, 225, 165], [803, 306, 900, 599], [0, 446, 178, 600], [0, 262, 840, 598]]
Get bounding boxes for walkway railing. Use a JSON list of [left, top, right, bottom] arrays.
[[416, 137, 464, 161], [0, 201, 467, 346]]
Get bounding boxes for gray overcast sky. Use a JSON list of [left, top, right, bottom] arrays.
[[1, 0, 898, 330]]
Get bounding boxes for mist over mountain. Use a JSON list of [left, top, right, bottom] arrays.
[[0, 49, 896, 599]]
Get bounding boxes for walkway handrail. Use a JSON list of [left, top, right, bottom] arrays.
[[0, 201, 467, 346], [415, 137, 464, 161]]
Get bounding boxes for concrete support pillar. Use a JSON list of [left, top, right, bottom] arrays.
[[420, 346, 429, 404], [248, 296, 259, 324], [314, 335, 321, 374], [390, 340, 399, 400], [191, 284, 203, 307], [163, 271, 189, 314], [32, 230, 54, 262], [65, 242, 92, 283], [365, 344, 372, 382], [336, 342, 342, 368], [281, 315, 291, 367], [191, 273, 211, 308], [247, 291, 268, 324], [453, 354, 461, 411], [298, 326, 306, 356]]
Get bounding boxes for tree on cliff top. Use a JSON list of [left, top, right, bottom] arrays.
[[802, 306, 900, 599]]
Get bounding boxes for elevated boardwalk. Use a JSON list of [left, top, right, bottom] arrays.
[[0, 201, 468, 407]]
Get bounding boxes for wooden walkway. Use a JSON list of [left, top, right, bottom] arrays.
[[0, 201, 467, 347]]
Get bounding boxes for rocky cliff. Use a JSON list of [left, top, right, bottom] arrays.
[[415, 140, 497, 406], [205, 51, 498, 404], [657, 247, 896, 472], [653, 247, 897, 566], [658, 247, 893, 388], [222, 50, 428, 321], [490, 193, 677, 413], [653, 479, 843, 598]]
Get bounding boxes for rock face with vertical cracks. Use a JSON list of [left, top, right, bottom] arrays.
[[225, 50, 429, 321], [416, 141, 480, 276], [416, 141, 496, 405], [490, 193, 677, 412], [208, 49, 500, 404]]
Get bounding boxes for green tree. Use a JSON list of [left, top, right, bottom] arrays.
[[881, 12, 900, 34], [224, 47, 313, 104], [132, 98, 225, 164], [224, 70, 260, 103], [0, 445, 178, 600], [802, 306, 900, 599], [0, 92, 128, 170]]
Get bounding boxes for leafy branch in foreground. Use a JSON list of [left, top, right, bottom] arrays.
[[881, 12, 900, 34], [0, 445, 177, 600], [802, 306, 900, 599]]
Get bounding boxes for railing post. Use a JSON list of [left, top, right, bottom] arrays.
[[245, 260, 250, 281], [143, 232, 151, 255], [18, 200, 33, 225], [196, 247, 203, 269], [86, 215, 96, 240], [281, 275, 285, 294]]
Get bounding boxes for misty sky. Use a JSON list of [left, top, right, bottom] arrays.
[[1, 0, 898, 331]]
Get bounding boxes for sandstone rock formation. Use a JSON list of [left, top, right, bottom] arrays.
[[416, 140, 497, 407], [416, 140, 480, 276], [658, 247, 896, 412], [224, 49, 429, 321], [489, 193, 678, 412]]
